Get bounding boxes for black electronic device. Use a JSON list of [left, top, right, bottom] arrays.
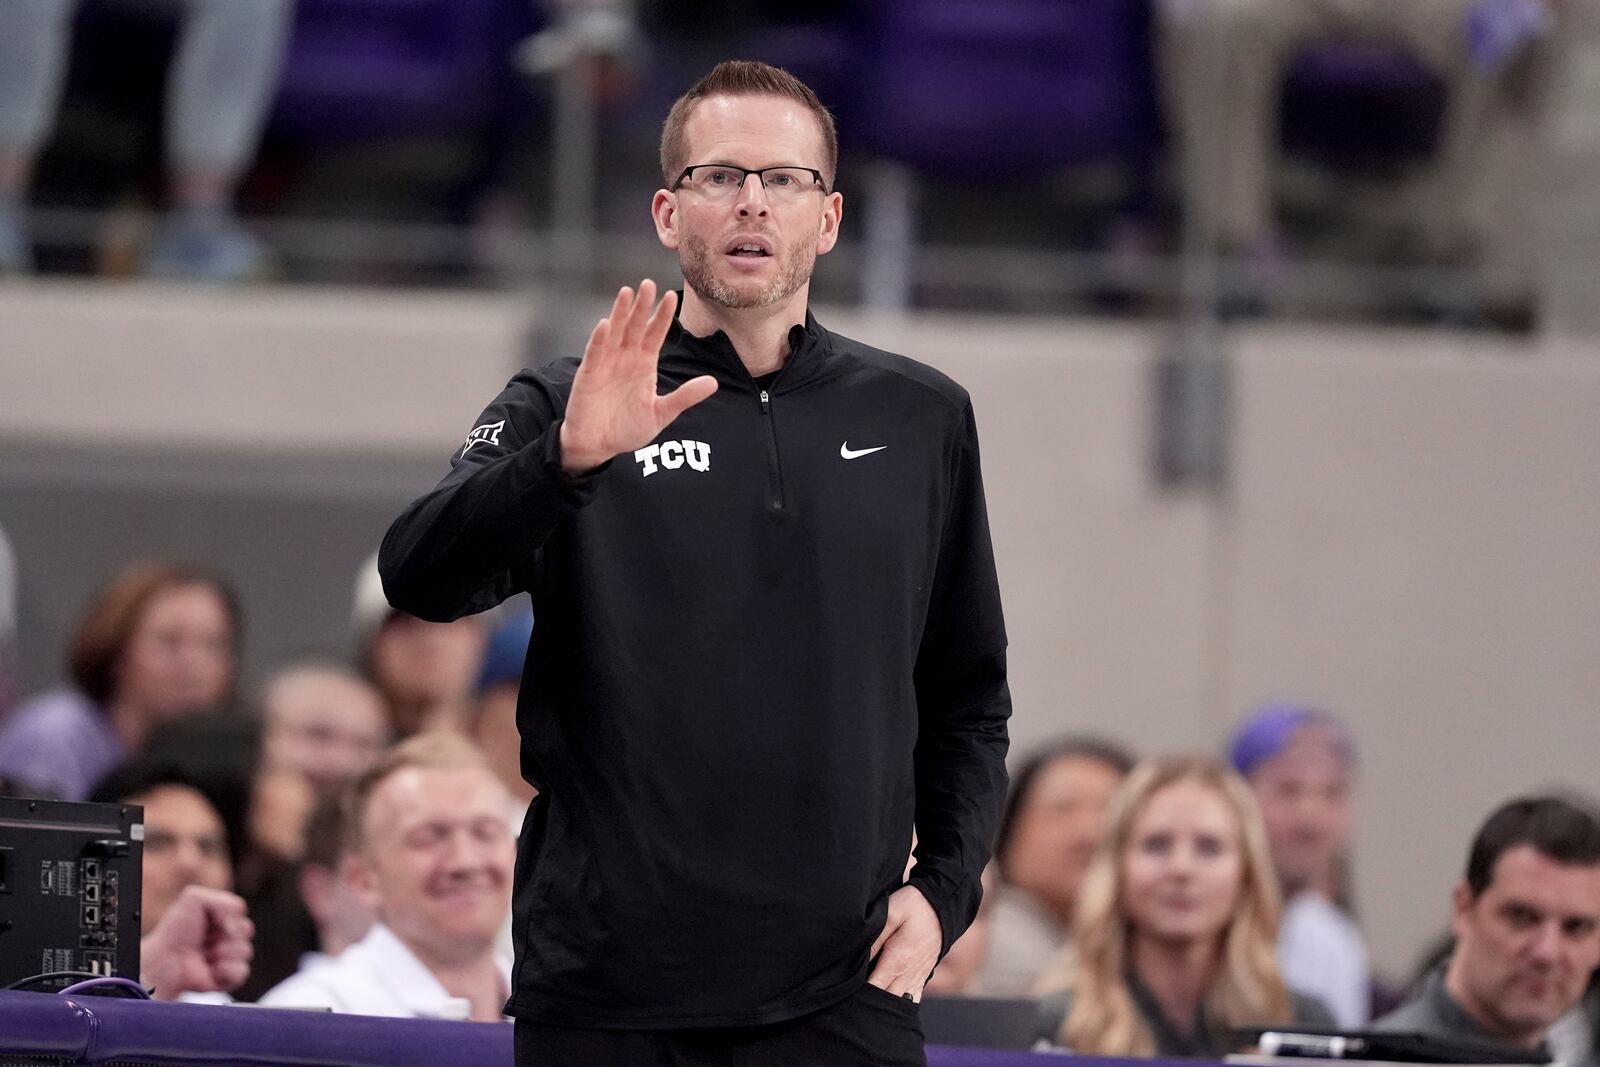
[[918, 995, 1044, 1050], [0, 796, 143, 991], [1237, 1028, 1550, 1064]]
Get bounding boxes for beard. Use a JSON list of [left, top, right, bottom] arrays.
[[680, 233, 815, 311]]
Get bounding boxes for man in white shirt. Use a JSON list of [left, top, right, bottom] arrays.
[[1229, 703, 1370, 1027], [261, 732, 515, 1021]]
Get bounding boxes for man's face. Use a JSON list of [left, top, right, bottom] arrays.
[[134, 784, 232, 929], [351, 765, 514, 967], [1449, 845, 1600, 1043], [1248, 726, 1352, 894], [652, 94, 842, 313], [263, 670, 390, 791]]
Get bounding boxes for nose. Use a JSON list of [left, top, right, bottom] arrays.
[[735, 174, 770, 219], [1526, 921, 1562, 965], [172, 838, 207, 881]]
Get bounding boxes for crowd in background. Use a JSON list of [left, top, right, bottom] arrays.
[[0, 0, 1572, 323], [0, 547, 1596, 1059]]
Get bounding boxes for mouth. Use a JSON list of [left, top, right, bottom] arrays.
[[724, 237, 773, 258]]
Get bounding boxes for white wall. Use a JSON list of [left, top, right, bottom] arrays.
[[3, 281, 1597, 976]]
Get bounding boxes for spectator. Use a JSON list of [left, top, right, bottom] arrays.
[[1374, 795, 1600, 1060], [295, 788, 376, 966], [0, 0, 294, 280], [235, 787, 375, 1002], [1158, 0, 1561, 297], [1230, 703, 1371, 1026], [260, 660, 390, 794], [88, 758, 250, 1002], [0, 562, 241, 800], [978, 738, 1133, 996], [1036, 756, 1333, 1054], [470, 608, 535, 810], [353, 554, 488, 739], [259, 732, 514, 1021]]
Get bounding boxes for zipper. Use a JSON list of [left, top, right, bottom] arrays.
[[758, 389, 786, 512]]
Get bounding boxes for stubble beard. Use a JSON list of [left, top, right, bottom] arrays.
[[681, 233, 814, 311]]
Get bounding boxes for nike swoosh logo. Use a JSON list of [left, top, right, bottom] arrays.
[[840, 443, 888, 460]]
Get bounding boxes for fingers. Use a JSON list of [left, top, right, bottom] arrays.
[[654, 375, 717, 426], [191, 886, 248, 921], [642, 288, 678, 354], [211, 956, 250, 991], [618, 279, 656, 351]]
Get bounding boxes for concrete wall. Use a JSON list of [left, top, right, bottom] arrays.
[[2, 281, 1597, 977]]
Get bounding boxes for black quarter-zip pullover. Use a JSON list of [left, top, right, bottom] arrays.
[[379, 307, 1011, 1028]]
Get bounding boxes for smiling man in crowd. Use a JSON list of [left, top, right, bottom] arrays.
[[260, 733, 514, 1021]]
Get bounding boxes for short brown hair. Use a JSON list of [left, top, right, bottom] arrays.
[[659, 60, 838, 188], [69, 562, 242, 707], [343, 732, 495, 854]]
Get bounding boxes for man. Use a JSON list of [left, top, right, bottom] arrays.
[[292, 789, 376, 969], [88, 760, 250, 1002], [1375, 795, 1600, 1060], [379, 60, 1010, 1065], [260, 660, 391, 793], [259, 733, 514, 1021], [1230, 704, 1370, 1026], [89, 761, 235, 933]]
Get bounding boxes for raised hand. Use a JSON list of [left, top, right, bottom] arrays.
[[559, 280, 718, 474]]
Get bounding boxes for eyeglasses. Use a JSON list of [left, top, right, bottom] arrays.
[[672, 164, 828, 201]]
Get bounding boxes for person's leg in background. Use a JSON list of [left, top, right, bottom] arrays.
[[1383, 0, 1559, 265], [1156, 0, 1328, 307], [146, 0, 295, 281], [0, 0, 80, 274]]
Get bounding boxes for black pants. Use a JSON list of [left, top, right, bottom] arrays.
[[514, 983, 926, 1067]]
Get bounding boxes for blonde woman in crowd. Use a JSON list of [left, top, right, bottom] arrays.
[[1035, 756, 1333, 1054]]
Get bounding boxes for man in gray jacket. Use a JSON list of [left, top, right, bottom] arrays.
[[1376, 796, 1600, 1063]]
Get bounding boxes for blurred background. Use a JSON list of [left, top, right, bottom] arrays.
[[1, 0, 1598, 991]]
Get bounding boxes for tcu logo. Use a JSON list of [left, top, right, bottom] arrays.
[[634, 440, 710, 477]]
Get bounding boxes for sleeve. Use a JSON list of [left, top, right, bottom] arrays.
[[905, 399, 1012, 958], [378, 369, 608, 622]]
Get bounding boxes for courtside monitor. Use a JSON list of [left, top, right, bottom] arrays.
[[0, 796, 143, 991]]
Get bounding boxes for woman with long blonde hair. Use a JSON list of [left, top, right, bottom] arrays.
[[1035, 756, 1333, 1055]]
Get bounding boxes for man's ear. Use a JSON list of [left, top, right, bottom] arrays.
[[652, 189, 680, 251], [1450, 880, 1474, 940], [298, 865, 333, 925], [815, 190, 843, 257], [345, 852, 383, 914]]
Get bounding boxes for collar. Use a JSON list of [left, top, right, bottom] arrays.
[[1125, 968, 1228, 1058], [1421, 966, 1524, 1046], [350, 923, 512, 1020], [661, 295, 830, 391]]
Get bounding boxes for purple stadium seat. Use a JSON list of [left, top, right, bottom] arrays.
[[847, 0, 1159, 178], [1283, 43, 1448, 165], [268, 0, 524, 142]]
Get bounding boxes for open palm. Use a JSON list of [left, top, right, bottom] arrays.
[[559, 280, 718, 473]]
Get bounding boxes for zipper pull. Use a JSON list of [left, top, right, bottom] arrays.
[[759, 389, 771, 412]]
